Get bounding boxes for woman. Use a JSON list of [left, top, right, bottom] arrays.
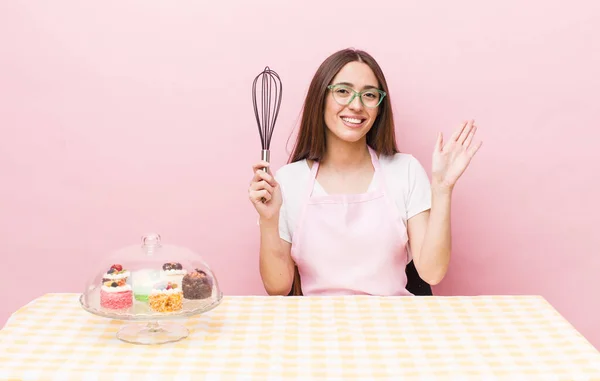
[[248, 48, 482, 296]]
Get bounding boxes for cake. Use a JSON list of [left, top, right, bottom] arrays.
[[182, 268, 213, 300], [160, 262, 187, 289], [100, 264, 132, 309], [100, 278, 133, 310], [131, 269, 161, 302], [148, 282, 183, 312], [102, 264, 130, 284]]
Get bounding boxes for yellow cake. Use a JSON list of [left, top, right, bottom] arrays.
[[148, 282, 183, 312]]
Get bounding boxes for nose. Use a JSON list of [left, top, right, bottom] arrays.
[[348, 95, 364, 111]]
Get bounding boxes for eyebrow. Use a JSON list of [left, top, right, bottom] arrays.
[[335, 82, 379, 90]]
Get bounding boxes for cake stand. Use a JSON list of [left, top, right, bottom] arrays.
[[79, 233, 224, 345]]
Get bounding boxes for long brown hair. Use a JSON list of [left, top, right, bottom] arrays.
[[288, 48, 399, 164], [287, 48, 400, 296]]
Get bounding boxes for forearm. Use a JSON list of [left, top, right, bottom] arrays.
[[417, 187, 452, 284], [258, 217, 294, 295]]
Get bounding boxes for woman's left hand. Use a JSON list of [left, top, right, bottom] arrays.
[[431, 120, 482, 191]]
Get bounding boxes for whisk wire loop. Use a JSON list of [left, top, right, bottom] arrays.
[[252, 66, 283, 151]]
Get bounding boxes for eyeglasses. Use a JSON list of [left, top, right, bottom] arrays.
[[327, 84, 386, 108]]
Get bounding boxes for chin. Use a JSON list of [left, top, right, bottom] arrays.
[[332, 128, 368, 143]]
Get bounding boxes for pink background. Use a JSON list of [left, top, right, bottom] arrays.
[[1, 1, 599, 348]]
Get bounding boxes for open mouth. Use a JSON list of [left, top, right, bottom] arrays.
[[340, 116, 367, 128]]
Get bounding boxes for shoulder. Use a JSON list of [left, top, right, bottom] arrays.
[[274, 160, 310, 242], [274, 160, 310, 184], [378, 152, 431, 197], [274, 160, 311, 197], [381, 153, 432, 218], [379, 152, 426, 174]]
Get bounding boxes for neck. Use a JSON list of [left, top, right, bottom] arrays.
[[321, 135, 371, 170]]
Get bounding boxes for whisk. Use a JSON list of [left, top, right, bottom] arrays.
[[252, 66, 283, 174]]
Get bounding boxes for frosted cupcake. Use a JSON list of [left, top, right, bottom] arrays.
[[148, 281, 183, 313], [160, 262, 187, 288], [131, 269, 161, 302], [100, 278, 133, 310]]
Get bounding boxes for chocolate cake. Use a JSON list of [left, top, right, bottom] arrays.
[[182, 269, 213, 299]]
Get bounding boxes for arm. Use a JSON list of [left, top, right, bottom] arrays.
[[407, 187, 452, 285], [258, 216, 295, 295], [407, 120, 482, 285], [248, 160, 295, 296]]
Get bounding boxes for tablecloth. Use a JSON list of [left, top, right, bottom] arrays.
[[1, 293, 600, 380]]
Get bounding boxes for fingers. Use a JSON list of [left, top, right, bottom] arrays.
[[249, 179, 274, 195], [249, 189, 272, 204], [251, 168, 277, 188], [467, 140, 483, 157], [450, 121, 468, 141], [435, 132, 443, 152], [251, 160, 277, 185], [248, 175, 275, 205], [463, 124, 477, 148], [457, 120, 474, 145], [248, 162, 278, 205], [252, 161, 270, 174]]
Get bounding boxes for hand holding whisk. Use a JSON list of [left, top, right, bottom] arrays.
[[252, 66, 282, 174]]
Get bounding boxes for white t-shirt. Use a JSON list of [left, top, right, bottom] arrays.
[[274, 153, 432, 244]]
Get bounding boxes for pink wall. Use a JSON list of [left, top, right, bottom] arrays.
[[1, 1, 599, 348]]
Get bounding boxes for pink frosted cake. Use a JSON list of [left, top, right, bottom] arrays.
[[100, 264, 133, 310]]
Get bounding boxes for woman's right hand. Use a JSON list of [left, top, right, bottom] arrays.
[[248, 161, 282, 221]]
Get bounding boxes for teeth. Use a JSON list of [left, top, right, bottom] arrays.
[[342, 117, 363, 124]]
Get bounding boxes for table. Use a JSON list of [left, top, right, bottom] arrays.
[[1, 293, 599, 380]]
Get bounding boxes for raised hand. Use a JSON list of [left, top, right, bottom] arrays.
[[248, 161, 283, 221], [431, 120, 483, 191]]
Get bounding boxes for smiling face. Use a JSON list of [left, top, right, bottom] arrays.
[[324, 61, 381, 145]]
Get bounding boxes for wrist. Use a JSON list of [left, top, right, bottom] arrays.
[[259, 215, 279, 227], [431, 181, 454, 196]]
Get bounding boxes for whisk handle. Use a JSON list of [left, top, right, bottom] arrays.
[[260, 149, 270, 203], [261, 149, 270, 172]]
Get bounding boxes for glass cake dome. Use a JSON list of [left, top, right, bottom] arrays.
[[79, 233, 223, 344]]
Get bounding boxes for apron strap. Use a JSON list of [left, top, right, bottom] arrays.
[[304, 159, 319, 200], [292, 159, 320, 246]]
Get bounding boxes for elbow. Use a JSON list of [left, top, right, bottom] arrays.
[[261, 273, 293, 296], [413, 247, 450, 286], [259, 266, 294, 296], [264, 283, 292, 296], [423, 272, 445, 286], [414, 261, 448, 286]]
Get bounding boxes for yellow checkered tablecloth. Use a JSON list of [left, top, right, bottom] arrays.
[[1, 294, 600, 380]]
